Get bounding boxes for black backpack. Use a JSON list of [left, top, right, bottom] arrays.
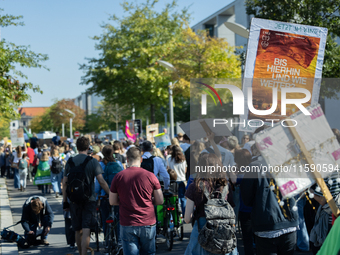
[[51, 157, 63, 174], [1, 221, 30, 248], [66, 156, 92, 204], [141, 156, 155, 173]]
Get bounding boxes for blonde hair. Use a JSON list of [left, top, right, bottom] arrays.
[[171, 138, 180, 147], [52, 149, 59, 157], [152, 147, 164, 159]]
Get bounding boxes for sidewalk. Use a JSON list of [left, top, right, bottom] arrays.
[[5, 178, 102, 255], [0, 178, 18, 255]]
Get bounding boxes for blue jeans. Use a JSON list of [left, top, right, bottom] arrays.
[[14, 168, 20, 189], [24, 215, 50, 241], [185, 217, 238, 255], [297, 197, 309, 251], [51, 172, 62, 194], [177, 181, 186, 215], [120, 225, 156, 255]]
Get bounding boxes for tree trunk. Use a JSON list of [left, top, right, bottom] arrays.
[[150, 104, 155, 124]]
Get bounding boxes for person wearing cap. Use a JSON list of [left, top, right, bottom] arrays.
[[177, 132, 184, 143], [26, 143, 35, 182], [91, 145, 102, 162], [21, 196, 54, 245]]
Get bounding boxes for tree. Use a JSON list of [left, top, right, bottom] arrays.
[[166, 28, 241, 98], [30, 99, 85, 134], [0, 114, 10, 139], [80, 0, 189, 123], [0, 9, 48, 119], [246, 0, 340, 98]]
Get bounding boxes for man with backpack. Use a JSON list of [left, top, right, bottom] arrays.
[[62, 136, 110, 255], [141, 141, 170, 191]]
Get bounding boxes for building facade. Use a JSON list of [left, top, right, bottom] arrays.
[[17, 107, 49, 129], [191, 0, 249, 50], [73, 92, 104, 116]]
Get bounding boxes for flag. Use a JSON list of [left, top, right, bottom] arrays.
[[125, 120, 137, 142], [23, 127, 33, 139]]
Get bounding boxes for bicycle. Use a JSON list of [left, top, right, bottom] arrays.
[[156, 191, 184, 251], [105, 203, 123, 255]]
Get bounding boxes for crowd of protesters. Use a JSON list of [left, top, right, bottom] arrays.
[[1, 127, 340, 255]]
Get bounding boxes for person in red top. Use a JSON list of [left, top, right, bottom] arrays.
[[109, 147, 163, 255], [26, 143, 35, 182]]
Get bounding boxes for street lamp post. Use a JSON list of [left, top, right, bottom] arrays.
[[158, 60, 178, 140], [64, 109, 76, 139], [59, 113, 65, 137]]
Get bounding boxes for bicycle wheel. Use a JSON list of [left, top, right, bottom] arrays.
[[165, 212, 174, 251], [95, 223, 100, 251]]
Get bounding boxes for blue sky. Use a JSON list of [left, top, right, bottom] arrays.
[[1, 0, 231, 107]]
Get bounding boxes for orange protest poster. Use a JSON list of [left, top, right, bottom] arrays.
[[240, 18, 328, 132]]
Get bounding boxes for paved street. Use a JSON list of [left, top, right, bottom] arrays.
[[5, 178, 194, 254]]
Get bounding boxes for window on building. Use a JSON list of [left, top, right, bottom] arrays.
[[205, 24, 214, 37], [12, 123, 15, 127], [23, 121, 26, 126]]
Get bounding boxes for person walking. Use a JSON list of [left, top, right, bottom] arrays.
[[26, 142, 35, 182], [18, 153, 29, 191], [167, 145, 187, 214], [141, 141, 170, 191], [12, 143, 27, 189], [184, 153, 238, 255], [109, 147, 164, 255], [62, 136, 110, 255], [48, 148, 63, 198]]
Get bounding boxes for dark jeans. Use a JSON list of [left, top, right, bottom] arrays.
[[1, 165, 5, 177], [100, 199, 121, 246], [24, 215, 50, 241], [6, 166, 12, 179], [65, 218, 75, 246], [239, 211, 254, 255], [177, 181, 186, 215], [255, 231, 296, 255], [14, 168, 20, 188]]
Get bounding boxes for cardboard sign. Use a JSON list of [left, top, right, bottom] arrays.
[[10, 128, 25, 147], [255, 104, 340, 198], [154, 133, 171, 150], [146, 123, 159, 143], [180, 119, 232, 140], [60, 137, 68, 142], [240, 18, 328, 132]]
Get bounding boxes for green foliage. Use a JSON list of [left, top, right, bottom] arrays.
[[246, 0, 340, 98], [0, 9, 48, 119], [80, 0, 188, 123], [30, 99, 85, 134]]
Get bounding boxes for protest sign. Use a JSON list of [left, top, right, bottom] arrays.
[[125, 120, 137, 142], [255, 104, 340, 199], [240, 18, 328, 132], [146, 123, 159, 143], [180, 119, 232, 141], [10, 128, 25, 147], [33, 161, 51, 185], [154, 133, 171, 150]]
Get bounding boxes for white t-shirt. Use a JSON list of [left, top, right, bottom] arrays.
[[167, 156, 187, 182], [12, 151, 26, 163]]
